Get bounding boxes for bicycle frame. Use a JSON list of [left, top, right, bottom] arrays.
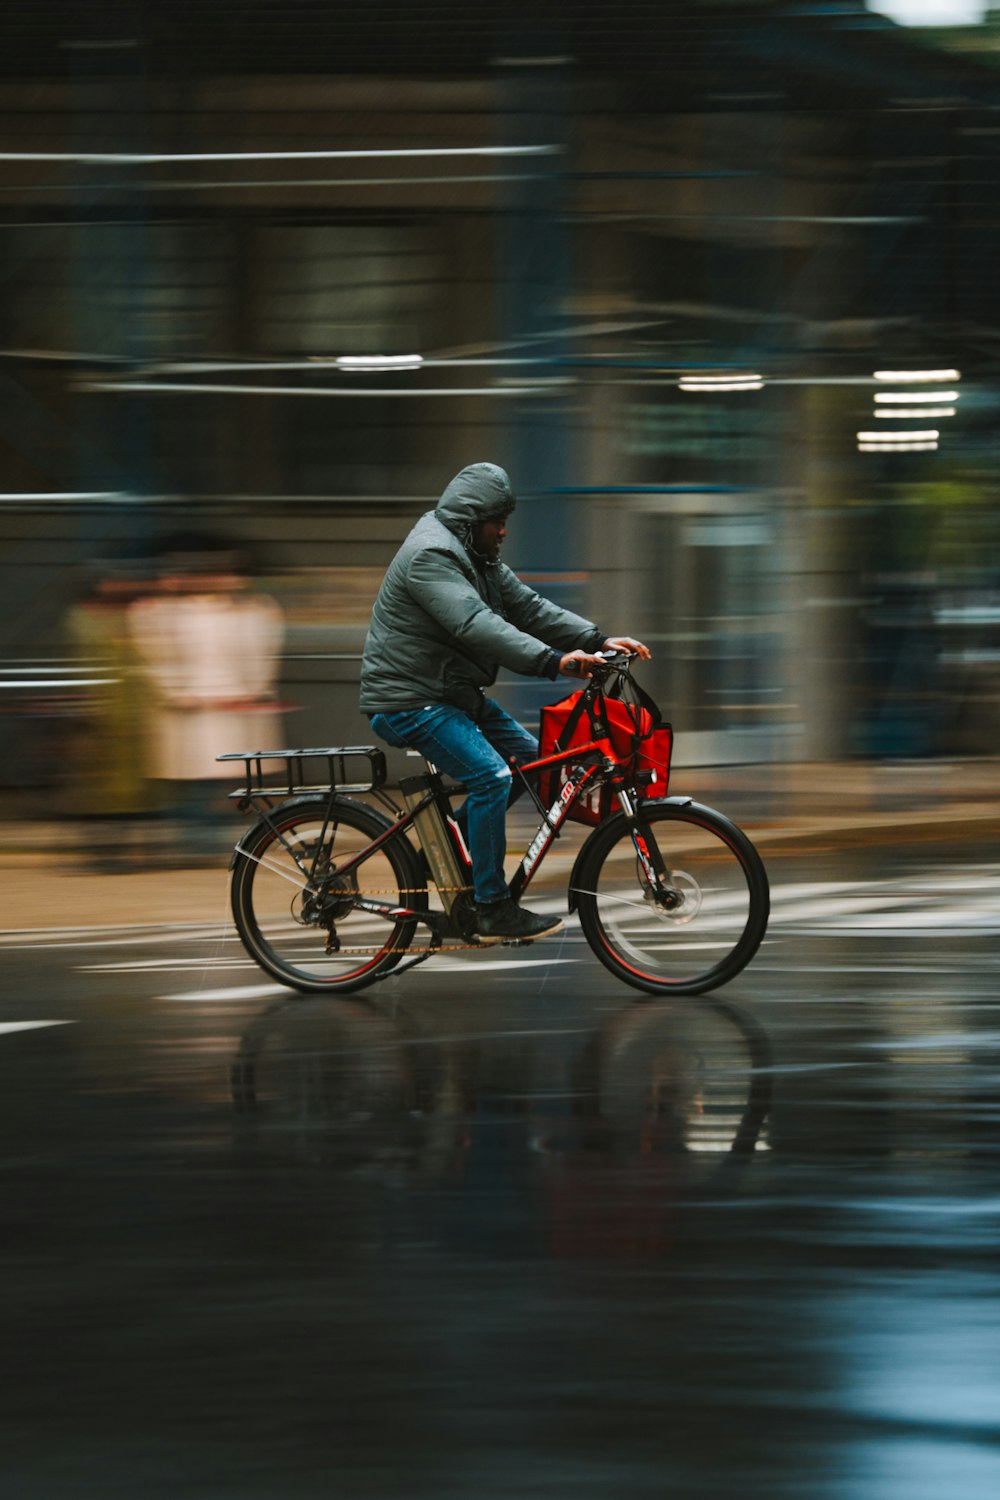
[[260, 741, 668, 940], [507, 743, 616, 897]]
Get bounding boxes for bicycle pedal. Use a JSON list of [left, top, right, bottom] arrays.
[[499, 937, 531, 948]]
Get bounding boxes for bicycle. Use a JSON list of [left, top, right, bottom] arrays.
[[218, 651, 770, 997]]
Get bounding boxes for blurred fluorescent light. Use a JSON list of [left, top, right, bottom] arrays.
[[858, 427, 939, 453], [0, 678, 114, 688], [866, 1, 986, 27], [83, 381, 552, 398], [679, 374, 764, 392], [858, 442, 938, 452], [873, 368, 960, 382], [335, 355, 423, 371], [0, 146, 561, 164], [874, 390, 959, 404], [875, 407, 955, 418], [0, 491, 127, 500], [494, 55, 574, 67]]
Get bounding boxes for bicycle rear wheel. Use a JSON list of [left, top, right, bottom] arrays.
[[231, 795, 425, 994], [574, 800, 769, 995]]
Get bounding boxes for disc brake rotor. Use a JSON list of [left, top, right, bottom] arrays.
[[640, 863, 703, 925]]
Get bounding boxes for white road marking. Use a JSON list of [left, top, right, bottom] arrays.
[[753, 963, 975, 975], [768, 870, 1000, 935], [80, 958, 255, 973], [434, 956, 579, 971], [769, 894, 908, 923], [1, 924, 236, 951], [0, 1020, 75, 1034], [159, 983, 288, 1002], [805, 916, 1000, 933]]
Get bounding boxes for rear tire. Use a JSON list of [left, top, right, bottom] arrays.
[[574, 801, 769, 995], [231, 795, 425, 994]]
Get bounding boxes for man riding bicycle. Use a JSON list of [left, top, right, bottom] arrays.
[[360, 462, 650, 943]]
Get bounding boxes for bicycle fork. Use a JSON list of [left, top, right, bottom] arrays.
[[620, 788, 687, 910]]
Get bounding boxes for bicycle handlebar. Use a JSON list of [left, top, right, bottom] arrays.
[[588, 648, 636, 679]]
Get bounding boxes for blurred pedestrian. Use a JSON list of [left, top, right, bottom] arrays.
[[127, 536, 285, 859], [64, 566, 162, 870]]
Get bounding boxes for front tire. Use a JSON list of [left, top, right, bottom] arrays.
[[574, 801, 769, 995], [231, 796, 425, 994]]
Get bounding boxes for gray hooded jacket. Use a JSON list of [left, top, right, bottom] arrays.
[[360, 463, 605, 717]]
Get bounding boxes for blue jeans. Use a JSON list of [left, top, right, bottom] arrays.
[[370, 699, 538, 904]]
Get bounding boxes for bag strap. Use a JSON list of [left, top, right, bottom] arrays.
[[605, 671, 662, 735], [554, 673, 662, 752], [553, 689, 595, 751]]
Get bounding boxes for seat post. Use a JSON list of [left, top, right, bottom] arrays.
[[405, 749, 440, 774]]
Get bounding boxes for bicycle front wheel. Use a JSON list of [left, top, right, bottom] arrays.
[[231, 795, 425, 994], [574, 801, 769, 995]]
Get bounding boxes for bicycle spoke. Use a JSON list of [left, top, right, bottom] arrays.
[[239, 847, 311, 891]]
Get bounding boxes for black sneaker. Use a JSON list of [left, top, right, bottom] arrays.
[[474, 897, 565, 944]]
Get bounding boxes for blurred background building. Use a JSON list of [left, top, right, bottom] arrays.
[[2, 0, 999, 815]]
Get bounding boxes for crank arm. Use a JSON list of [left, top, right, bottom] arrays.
[[350, 895, 449, 939]]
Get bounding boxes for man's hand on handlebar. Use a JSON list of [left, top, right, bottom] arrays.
[[560, 635, 652, 677], [603, 635, 652, 661], [559, 650, 606, 678]]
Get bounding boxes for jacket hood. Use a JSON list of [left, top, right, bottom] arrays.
[[434, 463, 517, 537]]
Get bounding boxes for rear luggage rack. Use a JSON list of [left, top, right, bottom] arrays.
[[216, 746, 387, 798]]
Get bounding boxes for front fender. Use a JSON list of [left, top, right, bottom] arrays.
[[566, 795, 693, 911]]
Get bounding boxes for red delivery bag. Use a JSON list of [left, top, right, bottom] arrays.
[[537, 679, 672, 826]]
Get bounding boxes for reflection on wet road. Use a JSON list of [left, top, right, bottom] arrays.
[[229, 994, 772, 1247], [2, 848, 999, 1496]]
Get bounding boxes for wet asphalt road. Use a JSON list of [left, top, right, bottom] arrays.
[[2, 841, 999, 1498]]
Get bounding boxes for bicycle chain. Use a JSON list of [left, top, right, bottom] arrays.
[[324, 942, 517, 954], [363, 887, 468, 896], [314, 881, 469, 896]]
